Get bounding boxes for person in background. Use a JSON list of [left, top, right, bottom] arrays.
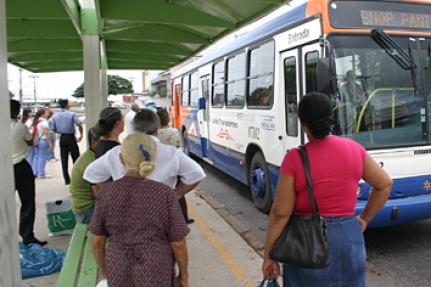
[[84, 109, 205, 203], [90, 133, 189, 287], [124, 103, 140, 135], [51, 99, 83, 185], [47, 110, 58, 161], [157, 108, 182, 148], [35, 108, 53, 179], [28, 109, 45, 175], [22, 108, 35, 165], [262, 93, 392, 286], [157, 108, 193, 224], [95, 107, 124, 158], [22, 108, 33, 128], [70, 126, 101, 224], [10, 100, 47, 246]]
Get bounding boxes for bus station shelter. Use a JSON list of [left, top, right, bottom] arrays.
[[0, 0, 287, 284]]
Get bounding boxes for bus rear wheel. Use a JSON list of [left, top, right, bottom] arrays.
[[249, 152, 272, 213]]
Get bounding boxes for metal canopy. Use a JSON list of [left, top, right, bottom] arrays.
[[5, 0, 285, 72]]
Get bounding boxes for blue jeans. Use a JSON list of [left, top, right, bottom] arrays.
[[29, 146, 39, 175], [37, 139, 49, 176], [48, 132, 56, 160], [74, 206, 95, 224], [283, 216, 366, 287]]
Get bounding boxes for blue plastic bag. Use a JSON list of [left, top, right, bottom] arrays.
[[19, 242, 65, 279], [258, 279, 280, 287]]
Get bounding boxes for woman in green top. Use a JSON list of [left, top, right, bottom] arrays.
[[70, 126, 100, 224]]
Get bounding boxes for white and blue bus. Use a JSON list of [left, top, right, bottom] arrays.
[[170, 0, 431, 227]]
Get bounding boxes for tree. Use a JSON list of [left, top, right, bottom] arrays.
[[72, 75, 134, 98]]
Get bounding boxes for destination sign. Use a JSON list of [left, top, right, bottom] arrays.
[[329, 1, 431, 31], [360, 10, 431, 29]]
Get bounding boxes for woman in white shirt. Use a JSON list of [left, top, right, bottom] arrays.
[[34, 109, 52, 179]]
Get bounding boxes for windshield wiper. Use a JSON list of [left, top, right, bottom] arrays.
[[371, 29, 417, 70]]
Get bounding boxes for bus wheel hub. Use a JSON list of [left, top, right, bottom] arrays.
[[251, 168, 266, 198]]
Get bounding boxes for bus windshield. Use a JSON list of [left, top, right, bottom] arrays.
[[329, 34, 431, 149]]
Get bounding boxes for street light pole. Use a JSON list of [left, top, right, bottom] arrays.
[[29, 75, 39, 110]]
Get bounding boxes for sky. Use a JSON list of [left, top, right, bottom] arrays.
[[6, 1, 299, 102], [7, 65, 162, 102]]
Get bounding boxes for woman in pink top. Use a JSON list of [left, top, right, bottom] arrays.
[[262, 93, 392, 286]]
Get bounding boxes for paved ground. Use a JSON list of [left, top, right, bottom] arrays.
[[19, 143, 269, 287], [197, 160, 431, 287]]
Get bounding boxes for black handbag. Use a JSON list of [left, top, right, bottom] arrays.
[[269, 146, 330, 268]]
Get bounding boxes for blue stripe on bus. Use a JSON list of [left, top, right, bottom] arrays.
[[187, 134, 203, 158], [356, 193, 431, 228], [358, 174, 431, 200], [207, 141, 248, 185]]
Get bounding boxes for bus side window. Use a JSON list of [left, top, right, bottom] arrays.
[[305, 51, 319, 93], [212, 60, 225, 107], [226, 52, 246, 108], [247, 41, 274, 108], [190, 71, 199, 107], [285, 56, 298, 137], [182, 75, 190, 106]]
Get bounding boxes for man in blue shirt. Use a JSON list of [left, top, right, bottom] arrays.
[[51, 99, 83, 185]]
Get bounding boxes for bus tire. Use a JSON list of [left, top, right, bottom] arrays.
[[249, 152, 272, 213]]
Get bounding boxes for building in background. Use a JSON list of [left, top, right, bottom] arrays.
[[151, 71, 171, 98]]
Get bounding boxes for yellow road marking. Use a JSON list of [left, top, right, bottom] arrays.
[[188, 204, 255, 287]]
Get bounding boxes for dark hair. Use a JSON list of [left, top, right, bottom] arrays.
[[157, 108, 170, 127], [131, 103, 140, 113], [32, 109, 45, 127], [21, 108, 32, 123], [98, 107, 122, 136], [10, 100, 20, 119], [87, 125, 101, 146], [133, 108, 161, 135], [298, 93, 334, 139], [59, 99, 68, 109]]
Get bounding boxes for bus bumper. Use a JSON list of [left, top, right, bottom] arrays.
[[355, 193, 431, 228]]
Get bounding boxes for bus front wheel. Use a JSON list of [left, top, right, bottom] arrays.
[[249, 152, 272, 213]]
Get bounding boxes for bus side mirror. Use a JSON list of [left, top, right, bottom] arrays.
[[198, 97, 206, 110], [317, 58, 336, 95]]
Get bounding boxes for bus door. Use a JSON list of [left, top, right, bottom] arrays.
[[281, 49, 301, 150], [198, 75, 211, 159], [300, 43, 321, 144]]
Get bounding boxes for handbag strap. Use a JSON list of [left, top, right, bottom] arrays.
[[298, 146, 321, 219]]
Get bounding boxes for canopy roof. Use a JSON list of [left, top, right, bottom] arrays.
[[6, 0, 285, 73]]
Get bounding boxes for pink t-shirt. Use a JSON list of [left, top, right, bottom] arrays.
[[280, 136, 366, 216]]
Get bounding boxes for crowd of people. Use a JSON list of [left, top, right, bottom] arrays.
[[10, 93, 392, 287]]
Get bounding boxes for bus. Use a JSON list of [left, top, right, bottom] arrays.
[[169, 0, 431, 228]]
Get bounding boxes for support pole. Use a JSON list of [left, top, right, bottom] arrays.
[[19, 68, 23, 103], [101, 69, 108, 108], [83, 34, 103, 129], [0, 0, 22, 285]]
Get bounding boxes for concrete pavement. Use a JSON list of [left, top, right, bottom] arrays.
[[19, 149, 268, 287]]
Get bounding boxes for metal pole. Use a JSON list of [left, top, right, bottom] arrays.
[[29, 75, 39, 110], [19, 68, 23, 103]]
